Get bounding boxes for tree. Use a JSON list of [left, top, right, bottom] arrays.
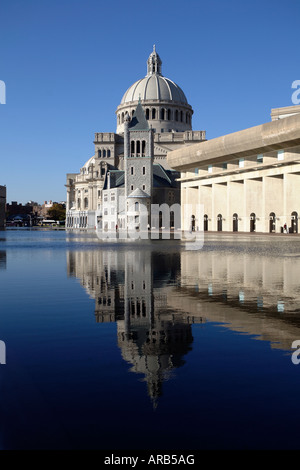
[[47, 203, 66, 221]]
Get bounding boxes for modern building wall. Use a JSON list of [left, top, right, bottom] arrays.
[[167, 108, 300, 234]]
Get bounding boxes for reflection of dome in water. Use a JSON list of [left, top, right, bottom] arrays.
[[117, 320, 193, 407]]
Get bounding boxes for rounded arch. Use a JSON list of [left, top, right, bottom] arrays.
[[250, 213, 256, 232], [291, 211, 298, 233], [204, 214, 208, 231], [269, 212, 276, 233], [217, 214, 222, 232], [233, 213, 238, 232]]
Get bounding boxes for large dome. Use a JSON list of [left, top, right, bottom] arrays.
[[116, 46, 193, 134], [121, 75, 188, 105]]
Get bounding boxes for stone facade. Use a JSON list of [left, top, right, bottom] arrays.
[[0, 185, 6, 228], [167, 106, 300, 234], [66, 47, 206, 230]]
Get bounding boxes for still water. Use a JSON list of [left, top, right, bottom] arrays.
[[1, 229, 300, 449]]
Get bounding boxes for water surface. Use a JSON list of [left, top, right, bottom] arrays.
[[1, 229, 300, 449]]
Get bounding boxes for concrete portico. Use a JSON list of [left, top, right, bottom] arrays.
[[167, 109, 300, 233]]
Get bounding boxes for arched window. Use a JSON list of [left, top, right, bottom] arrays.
[[217, 214, 222, 231], [84, 197, 88, 209], [107, 149, 111, 158], [98, 149, 101, 158], [77, 199, 81, 210], [180, 110, 183, 122], [131, 140, 135, 156], [233, 213, 238, 232], [132, 110, 134, 117], [204, 214, 208, 231], [250, 213, 256, 232], [142, 141, 146, 155], [269, 212, 276, 233], [291, 211, 298, 233], [136, 140, 141, 155], [152, 108, 156, 119], [175, 110, 178, 121], [160, 109, 165, 120], [167, 109, 171, 120], [103, 149, 106, 158], [135, 202, 139, 211], [121, 113, 124, 123], [146, 108, 150, 120]]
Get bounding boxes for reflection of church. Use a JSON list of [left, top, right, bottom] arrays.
[[66, 248, 203, 406]]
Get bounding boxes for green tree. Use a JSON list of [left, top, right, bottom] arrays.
[[47, 203, 66, 221]]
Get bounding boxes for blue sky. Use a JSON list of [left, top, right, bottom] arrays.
[[0, 0, 299, 204]]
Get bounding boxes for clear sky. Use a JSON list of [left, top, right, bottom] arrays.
[[0, 0, 299, 204]]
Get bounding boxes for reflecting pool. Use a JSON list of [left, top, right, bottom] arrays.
[[1, 229, 300, 449]]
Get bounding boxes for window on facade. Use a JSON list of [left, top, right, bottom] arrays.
[[104, 208, 108, 215], [208, 165, 213, 173], [104, 194, 108, 202], [195, 168, 199, 175], [98, 149, 101, 158], [143, 166, 146, 175], [84, 197, 88, 209], [131, 185, 134, 191], [111, 193, 115, 201], [175, 110, 178, 121], [146, 109, 150, 120], [239, 158, 244, 168], [222, 163, 227, 170], [111, 208, 115, 215], [152, 108, 156, 119], [142, 141, 146, 155], [103, 149, 106, 158], [131, 166, 134, 175], [131, 140, 135, 155], [142, 185, 146, 190], [136, 141, 140, 154], [167, 109, 171, 120], [135, 202, 139, 211], [98, 190, 101, 198], [278, 150, 284, 161], [257, 154, 263, 164], [107, 149, 111, 158], [160, 109, 165, 120], [135, 215, 139, 223]]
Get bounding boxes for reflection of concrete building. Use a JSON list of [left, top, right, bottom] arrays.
[[168, 106, 300, 234], [66, 47, 206, 230], [66, 247, 202, 406], [0, 185, 6, 228], [67, 238, 300, 402], [175, 235, 300, 350]]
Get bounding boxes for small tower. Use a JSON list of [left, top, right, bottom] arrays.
[[124, 101, 154, 230]]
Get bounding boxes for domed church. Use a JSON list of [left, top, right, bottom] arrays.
[[66, 47, 206, 230]]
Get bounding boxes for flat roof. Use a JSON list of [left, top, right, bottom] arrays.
[[167, 113, 300, 171]]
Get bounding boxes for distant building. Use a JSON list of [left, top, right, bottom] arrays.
[[0, 186, 6, 228], [66, 47, 206, 230]]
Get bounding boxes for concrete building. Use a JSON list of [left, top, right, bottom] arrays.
[[167, 105, 300, 233], [66, 47, 206, 230], [0, 185, 6, 228]]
